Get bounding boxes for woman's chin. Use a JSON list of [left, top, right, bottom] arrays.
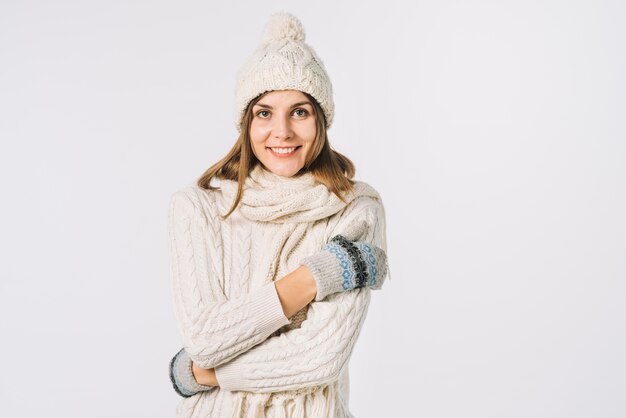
[[262, 163, 304, 178]]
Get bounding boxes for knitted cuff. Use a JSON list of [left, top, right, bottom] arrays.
[[301, 235, 387, 302], [351, 240, 388, 290], [169, 348, 216, 398]]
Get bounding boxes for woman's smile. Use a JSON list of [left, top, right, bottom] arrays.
[[267, 146, 302, 158]]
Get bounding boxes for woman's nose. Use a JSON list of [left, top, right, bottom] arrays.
[[272, 114, 293, 139]]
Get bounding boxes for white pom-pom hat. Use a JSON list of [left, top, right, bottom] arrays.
[[233, 12, 334, 132]]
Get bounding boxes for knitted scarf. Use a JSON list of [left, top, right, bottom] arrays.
[[217, 164, 382, 284], [218, 164, 380, 224]]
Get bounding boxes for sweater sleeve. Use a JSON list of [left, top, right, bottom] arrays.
[[213, 196, 391, 393], [168, 188, 291, 370]]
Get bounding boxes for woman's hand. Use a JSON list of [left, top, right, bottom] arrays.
[[191, 362, 220, 387], [300, 234, 389, 302]]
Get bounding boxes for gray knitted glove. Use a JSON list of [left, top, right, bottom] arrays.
[[300, 234, 389, 302], [169, 348, 216, 398]]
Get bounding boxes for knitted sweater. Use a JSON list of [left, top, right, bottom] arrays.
[[168, 164, 390, 417]]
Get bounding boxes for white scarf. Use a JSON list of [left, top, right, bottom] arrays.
[[216, 163, 382, 289], [218, 164, 380, 224]]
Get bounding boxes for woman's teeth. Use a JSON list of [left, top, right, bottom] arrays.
[[270, 147, 299, 154]]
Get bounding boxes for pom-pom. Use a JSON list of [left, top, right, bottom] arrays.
[[261, 12, 306, 44]]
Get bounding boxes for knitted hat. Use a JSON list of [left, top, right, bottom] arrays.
[[233, 12, 335, 132]]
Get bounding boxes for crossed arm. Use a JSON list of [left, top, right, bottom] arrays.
[[170, 264, 318, 395], [168, 189, 389, 396]]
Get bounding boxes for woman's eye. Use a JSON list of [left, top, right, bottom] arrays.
[[256, 109, 308, 118]]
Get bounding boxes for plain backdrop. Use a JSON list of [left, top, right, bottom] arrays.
[[1, 1, 625, 417]]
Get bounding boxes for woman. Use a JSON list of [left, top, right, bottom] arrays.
[[168, 12, 391, 417]]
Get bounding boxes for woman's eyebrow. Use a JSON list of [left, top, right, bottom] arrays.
[[254, 101, 313, 109]]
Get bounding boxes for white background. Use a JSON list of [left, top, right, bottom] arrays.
[[1, 1, 625, 417]]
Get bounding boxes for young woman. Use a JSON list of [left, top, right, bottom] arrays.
[[168, 12, 391, 418]]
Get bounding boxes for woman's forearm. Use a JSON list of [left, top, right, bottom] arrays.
[[273, 265, 317, 318], [189, 266, 316, 387], [177, 250, 385, 394]]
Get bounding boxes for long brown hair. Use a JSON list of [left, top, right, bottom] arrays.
[[196, 91, 356, 220]]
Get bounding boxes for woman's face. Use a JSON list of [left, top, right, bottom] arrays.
[[249, 89, 317, 178]]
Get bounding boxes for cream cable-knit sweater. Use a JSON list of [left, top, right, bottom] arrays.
[[168, 164, 390, 417]]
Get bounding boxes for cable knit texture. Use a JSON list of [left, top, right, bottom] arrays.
[[168, 164, 390, 417]]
